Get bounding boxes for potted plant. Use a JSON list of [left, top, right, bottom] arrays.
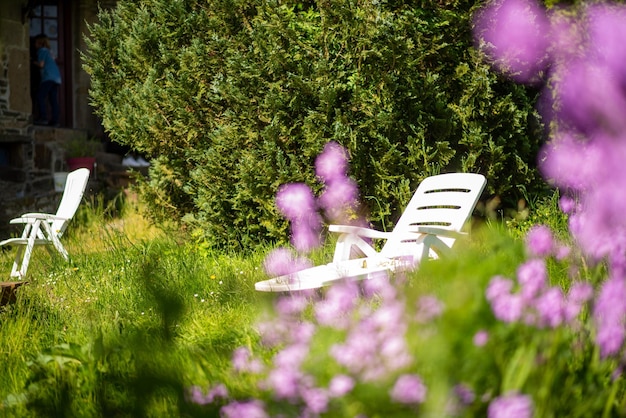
[[63, 136, 101, 172]]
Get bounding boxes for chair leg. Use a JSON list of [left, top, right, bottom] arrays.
[[42, 222, 69, 261], [12, 220, 42, 279], [10, 246, 25, 278], [333, 234, 377, 263]]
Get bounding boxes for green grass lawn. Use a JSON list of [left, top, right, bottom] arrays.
[[0, 192, 623, 417], [0, 195, 274, 416]]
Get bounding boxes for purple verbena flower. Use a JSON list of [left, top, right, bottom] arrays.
[[389, 374, 427, 405], [554, 59, 626, 135], [488, 392, 533, 418], [318, 177, 360, 222], [454, 384, 476, 405], [275, 293, 311, 317], [564, 281, 593, 323], [300, 387, 329, 414], [266, 367, 303, 400], [221, 400, 268, 418], [486, 276, 515, 301], [473, 0, 550, 83], [525, 225, 554, 257], [415, 295, 445, 323], [534, 286, 565, 328], [473, 330, 489, 347], [315, 280, 360, 328], [263, 247, 313, 277], [291, 215, 323, 252], [187, 384, 229, 405], [594, 275, 626, 357], [558, 195, 576, 214], [315, 141, 349, 184], [517, 259, 548, 301], [328, 375, 355, 397], [232, 347, 264, 374], [276, 183, 317, 221]]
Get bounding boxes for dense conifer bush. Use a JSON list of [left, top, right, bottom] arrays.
[[84, 0, 544, 249]]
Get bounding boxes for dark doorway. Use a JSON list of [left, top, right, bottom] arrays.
[[29, 0, 72, 128]]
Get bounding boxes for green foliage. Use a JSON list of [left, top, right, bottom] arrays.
[[84, 0, 545, 249], [62, 136, 102, 159], [0, 200, 264, 416], [2, 198, 624, 416]]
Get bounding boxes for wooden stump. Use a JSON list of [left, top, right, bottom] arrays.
[[0, 281, 27, 306]]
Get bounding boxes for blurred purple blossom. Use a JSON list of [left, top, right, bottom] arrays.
[[316, 142, 361, 223], [486, 276, 524, 323], [328, 374, 355, 397], [390, 374, 427, 404], [274, 293, 311, 317], [539, 132, 606, 191], [554, 60, 626, 135], [187, 384, 228, 405], [291, 216, 323, 252], [274, 343, 309, 370], [473, 330, 489, 347], [330, 297, 412, 381], [454, 384, 476, 405], [534, 287, 565, 328], [315, 280, 360, 328], [266, 367, 303, 400], [315, 141, 349, 184], [473, 0, 550, 83], [415, 295, 444, 323], [587, 3, 626, 86], [488, 392, 533, 418], [263, 247, 314, 277], [517, 259, 547, 301], [221, 400, 268, 418], [558, 195, 576, 214], [300, 387, 329, 414], [276, 183, 317, 220], [525, 225, 554, 258], [564, 282, 593, 322], [594, 275, 626, 357], [232, 347, 264, 374], [318, 177, 360, 222]]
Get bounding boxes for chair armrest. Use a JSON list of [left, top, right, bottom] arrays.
[[10, 213, 67, 224], [328, 224, 395, 240]]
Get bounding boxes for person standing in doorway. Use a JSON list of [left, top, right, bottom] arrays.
[[33, 34, 61, 127]]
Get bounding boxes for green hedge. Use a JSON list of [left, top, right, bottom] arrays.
[[84, 0, 545, 249]]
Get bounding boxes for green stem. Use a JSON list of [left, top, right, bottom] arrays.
[[601, 375, 620, 418]]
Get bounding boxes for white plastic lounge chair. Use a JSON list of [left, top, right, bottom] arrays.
[[255, 173, 486, 292], [0, 168, 90, 279]]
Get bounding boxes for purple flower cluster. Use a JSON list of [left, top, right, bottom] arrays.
[[276, 183, 323, 252], [263, 142, 364, 281], [187, 384, 229, 405], [330, 278, 414, 382], [389, 374, 427, 405], [594, 275, 626, 358], [488, 392, 533, 418], [487, 265, 592, 328], [487, 227, 593, 328], [263, 247, 313, 278], [315, 142, 360, 224], [221, 400, 269, 418], [475, 0, 626, 360], [211, 270, 433, 416], [473, 0, 550, 83]]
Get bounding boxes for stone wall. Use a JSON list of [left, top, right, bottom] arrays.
[[0, 0, 31, 136]]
